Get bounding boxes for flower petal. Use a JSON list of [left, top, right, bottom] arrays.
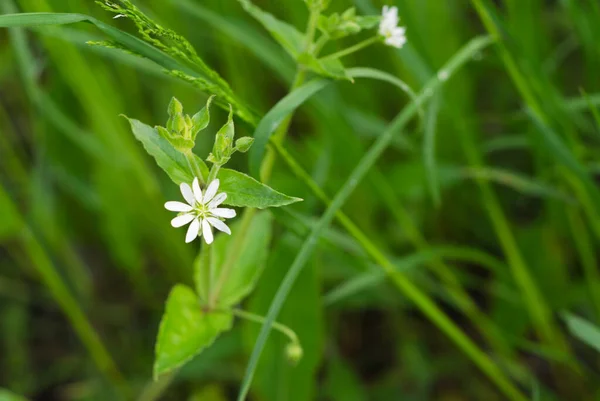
[[207, 217, 231, 235], [185, 218, 200, 243], [192, 177, 203, 203], [171, 213, 195, 228], [208, 192, 227, 209], [165, 201, 193, 212], [203, 179, 220, 204], [211, 208, 236, 219], [202, 218, 214, 244], [180, 182, 195, 205]]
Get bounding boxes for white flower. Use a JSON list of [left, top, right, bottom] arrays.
[[164, 178, 236, 245], [379, 6, 407, 49]]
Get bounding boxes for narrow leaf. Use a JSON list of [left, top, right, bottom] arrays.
[[236, 0, 305, 58], [563, 312, 600, 353], [424, 94, 441, 206], [154, 285, 233, 379], [218, 169, 302, 208]]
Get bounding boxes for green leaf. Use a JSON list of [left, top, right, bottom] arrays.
[[214, 212, 273, 307], [0, 389, 30, 401], [154, 284, 233, 379], [299, 53, 351, 81], [218, 169, 302, 208], [124, 117, 208, 184], [192, 96, 214, 139], [563, 312, 600, 353], [237, 0, 305, 58]]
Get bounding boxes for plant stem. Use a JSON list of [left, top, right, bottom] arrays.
[[184, 150, 205, 184], [230, 309, 299, 345], [321, 36, 380, 61]]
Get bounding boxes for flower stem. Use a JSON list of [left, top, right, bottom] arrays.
[[184, 150, 205, 184], [207, 163, 220, 184], [321, 36, 380, 61], [229, 308, 299, 346]]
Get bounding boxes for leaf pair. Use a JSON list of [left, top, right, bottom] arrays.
[[124, 116, 301, 209], [154, 212, 272, 378]]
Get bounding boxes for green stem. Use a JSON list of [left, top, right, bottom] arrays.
[[229, 309, 299, 346], [184, 150, 205, 184], [321, 36, 380, 61], [207, 163, 221, 184], [312, 34, 329, 56]]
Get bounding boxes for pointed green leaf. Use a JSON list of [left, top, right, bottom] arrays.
[[192, 96, 214, 140], [154, 285, 233, 379], [124, 117, 208, 184], [217, 169, 302, 208], [563, 312, 600, 353], [237, 0, 305, 58]]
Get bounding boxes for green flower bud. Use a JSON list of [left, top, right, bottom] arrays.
[[211, 104, 234, 165], [168, 97, 183, 116], [285, 343, 303, 364], [235, 136, 254, 153]]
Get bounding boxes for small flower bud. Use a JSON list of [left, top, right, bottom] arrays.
[[168, 97, 183, 116], [235, 137, 254, 153], [285, 343, 303, 364]]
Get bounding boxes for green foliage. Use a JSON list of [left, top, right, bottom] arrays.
[[154, 285, 233, 378], [195, 212, 272, 307], [124, 117, 207, 184], [217, 169, 302, 208], [563, 312, 600, 353], [4, 0, 600, 400]]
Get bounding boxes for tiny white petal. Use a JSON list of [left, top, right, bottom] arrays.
[[113, 14, 125, 19], [207, 217, 231, 235], [171, 213, 195, 228], [202, 218, 214, 244], [203, 179, 220, 204], [185, 218, 200, 243], [208, 192, 227, 209], [192, 177, 203, 203], [165, 201, 193, 212], [180, 183, 195, 206], [211, 208, 236, 219]]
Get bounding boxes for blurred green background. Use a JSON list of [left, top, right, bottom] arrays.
[[2, 0, 600, 400]]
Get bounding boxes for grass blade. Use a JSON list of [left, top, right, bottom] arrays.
[[424, 93, 441, 206]]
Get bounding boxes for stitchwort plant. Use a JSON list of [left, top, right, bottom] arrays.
[[6, 0, 597, 400]]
